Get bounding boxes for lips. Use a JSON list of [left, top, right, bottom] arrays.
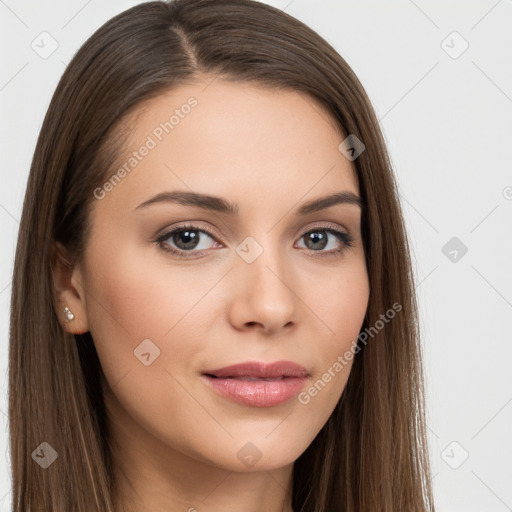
[[202, 360, 309, 379], [201, 360, 310, 407]]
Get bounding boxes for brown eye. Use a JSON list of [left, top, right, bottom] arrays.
[[169, 229, 201, 250], [157, 224, 220, 257], [155, 223, 354, 259], [297, 227, 354, 256]]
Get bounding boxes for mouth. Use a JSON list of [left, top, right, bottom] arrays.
[[202, 360, 309, 379], [201, 360, 309, 407], [205, 375, 289, 381]]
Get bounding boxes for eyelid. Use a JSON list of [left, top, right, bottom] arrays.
[[298, 220, 349, 237], [155, 221, 354, 257], [155, 221, 222, 243], [155, 220, 350, 241]]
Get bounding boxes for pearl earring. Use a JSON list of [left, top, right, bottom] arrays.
[[63, 307, 75, 321]]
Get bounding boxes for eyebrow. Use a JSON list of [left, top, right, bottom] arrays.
[[134, 190, 363, 215]]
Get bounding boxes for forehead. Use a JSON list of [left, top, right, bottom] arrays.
[[93, 78, 360, 216]]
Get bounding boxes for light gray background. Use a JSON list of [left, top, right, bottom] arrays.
[[1, 1, 511, 510]]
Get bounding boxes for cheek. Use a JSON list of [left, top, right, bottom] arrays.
[[82, 245, 222, 450], [82, 241, 218, 383], [86, 254, 179, 338], [85, 238, 369, 394], [80, 231, 370, 470], [300, 257, 369, 355], [298, 260, 368, 408]]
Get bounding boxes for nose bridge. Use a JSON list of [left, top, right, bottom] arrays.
[[231, 231, 298, 331], [237, 230, 288, 289]]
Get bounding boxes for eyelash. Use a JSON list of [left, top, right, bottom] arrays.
[[155, 223, 355, 259]]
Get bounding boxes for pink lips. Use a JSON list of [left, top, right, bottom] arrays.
[[201, 360, 309, 407]]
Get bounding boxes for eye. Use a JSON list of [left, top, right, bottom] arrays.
[[155, 223, 354, 258], [296, 226, 354, 257], [156, 224, 220, 257]]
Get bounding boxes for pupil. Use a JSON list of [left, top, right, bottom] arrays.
[[306, 231, 327, 250], [171, 230, 329, 251], [175, 230, 199, 250]]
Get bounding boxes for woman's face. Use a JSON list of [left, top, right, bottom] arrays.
[[68, 78, 369, 473]]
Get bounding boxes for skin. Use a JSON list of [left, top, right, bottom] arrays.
[[52, 77, 370, 512]]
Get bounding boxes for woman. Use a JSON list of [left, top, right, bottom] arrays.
[[8, 0, 435, 510]]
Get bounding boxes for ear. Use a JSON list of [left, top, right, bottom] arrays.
[[50, 241, 90, 335]]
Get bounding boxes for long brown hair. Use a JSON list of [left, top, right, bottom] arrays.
[[9, 1, 435, 510]]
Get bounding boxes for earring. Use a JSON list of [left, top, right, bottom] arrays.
[[63, 306, 75, 321]]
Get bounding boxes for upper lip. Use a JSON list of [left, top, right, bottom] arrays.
[[202, 360, 309, 379]]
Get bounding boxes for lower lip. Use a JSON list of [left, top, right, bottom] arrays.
[[201, 375, 308, 407]]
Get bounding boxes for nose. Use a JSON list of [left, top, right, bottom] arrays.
[[227, 245, 299, 335]]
